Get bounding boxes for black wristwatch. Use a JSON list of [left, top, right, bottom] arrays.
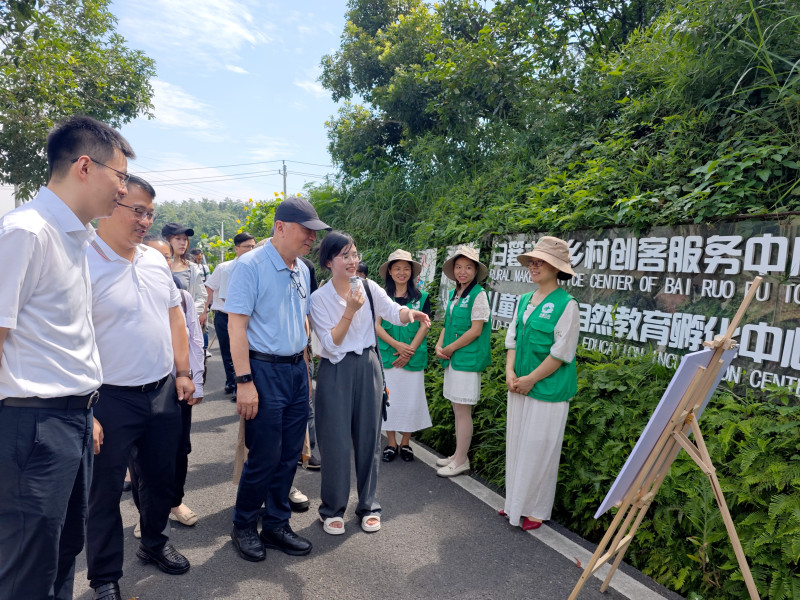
[[235, 373, 254, 384]]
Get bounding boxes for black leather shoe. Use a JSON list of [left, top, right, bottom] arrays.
[[224, 384, 235, 394], [92, 582, 121, 600], [231, 525, 266, 562], [136, 542, 190, 574], [260, 525, 312, 556]]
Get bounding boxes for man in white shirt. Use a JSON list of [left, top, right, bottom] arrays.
[[205, 231, 256, 398], [85, 176, 195, 600], [0, 115, 134, 600]]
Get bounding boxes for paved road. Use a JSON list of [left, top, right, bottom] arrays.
[[72, 350, 682, 600]]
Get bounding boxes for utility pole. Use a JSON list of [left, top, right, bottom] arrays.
[[282, 160, 287, 199], [220, 221, 224, 263]]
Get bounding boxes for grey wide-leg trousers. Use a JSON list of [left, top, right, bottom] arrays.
[[316, 350, 383, 520]]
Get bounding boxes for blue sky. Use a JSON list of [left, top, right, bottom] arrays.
[[111, 0, 348, 204]]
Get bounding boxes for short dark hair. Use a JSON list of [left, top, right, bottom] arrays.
[[189, 248, 203, 256], [356, 261, 369, 276], [318, 230, 355, 270], [127, 174, 156, 199], [47, 115, 135, 179], [234, 232, 255, 246]]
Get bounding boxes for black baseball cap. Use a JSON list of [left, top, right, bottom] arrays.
[[274, 197, 331, 231], [161, 222, 194, 237]]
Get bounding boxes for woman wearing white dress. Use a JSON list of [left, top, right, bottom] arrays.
[[376, 249, 432, 463], [434, 246, 492, 478], [501, 236, 579, 531]]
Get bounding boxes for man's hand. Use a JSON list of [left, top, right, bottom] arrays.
[[188, 396, 203, 406], [93, 417, 104, 455], [237, 382, 259, 420], [176, 376, 195, 401], [199, 311, 208, 328]]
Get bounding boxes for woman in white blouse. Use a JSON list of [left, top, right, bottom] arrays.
[[309, 232, 430, 536], [501, 236, 579, 531]]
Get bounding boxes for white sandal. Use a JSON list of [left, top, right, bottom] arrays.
[[321, 516, 345, 535], [361, 514, 381, 533]]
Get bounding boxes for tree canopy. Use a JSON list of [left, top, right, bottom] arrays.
[[0, 0, 155, 200], [315, 0, 800, 260]]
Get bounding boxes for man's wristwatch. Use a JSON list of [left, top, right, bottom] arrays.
[[176, 369, 193, 379], [235, 373, 254, 384]]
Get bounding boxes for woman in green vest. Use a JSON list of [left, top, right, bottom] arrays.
[[434, 246, 492, 477], [376, 250, 432, 463], [501, 236, 579, 531]]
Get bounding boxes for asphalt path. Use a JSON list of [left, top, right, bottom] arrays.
[[72, 349, 682, 600]]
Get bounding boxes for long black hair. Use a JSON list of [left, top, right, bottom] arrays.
[[383, 260, 421, 302]]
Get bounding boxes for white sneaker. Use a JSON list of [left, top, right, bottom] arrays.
[[437, 458, 470, 478], [435, 456, 453, 467], [289, 486, 309, 511], [133, 521, 141, 539], [204, 350, 212, 357]]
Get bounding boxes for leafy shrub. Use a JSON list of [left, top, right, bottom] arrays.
[[417, 338, 800, 599]]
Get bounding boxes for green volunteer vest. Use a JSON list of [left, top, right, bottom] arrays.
[[440, 285, 492, 372], [513, 287, 577, 403], [378, 291, 429, 371]]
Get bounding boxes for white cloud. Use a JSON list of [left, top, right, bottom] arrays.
[[294, 79, 326, 99], [150, 80, 219, 131], [226, 65, 249, 74], [119, 0, 275, 69], [247, 136, 294, 161]]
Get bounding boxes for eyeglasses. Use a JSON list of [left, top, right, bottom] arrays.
[[289, 270, 307, 299], [335, 251, 362, 263], [236, 243, 256, 250], [115, 200, 157, 222], [528, 259, 547, 268], [71, 157, 131, 185]]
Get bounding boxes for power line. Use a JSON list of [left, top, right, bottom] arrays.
[[148, 168, 282, 184], [136, 160, 285, 173], [285, 160, 334, 168]]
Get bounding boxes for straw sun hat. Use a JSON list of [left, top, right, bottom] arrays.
[[379, 249, 423, 281], [442, 245, 489, 282], [516, 236, 576, 281]]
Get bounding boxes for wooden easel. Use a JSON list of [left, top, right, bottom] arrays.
[[569, 277, 763, 600]]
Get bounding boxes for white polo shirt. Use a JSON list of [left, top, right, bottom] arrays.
[[205, 259, 236, 311], [88, 238, 181, 386], [0, 187, 102, 399]]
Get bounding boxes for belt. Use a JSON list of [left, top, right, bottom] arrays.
[[101, 374, 170, 394], [249, 350, 305, 364], [1, 390, 100, 410]]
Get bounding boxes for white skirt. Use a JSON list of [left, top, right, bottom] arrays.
[[382, 368, 431, 433], [442, 365, 482, 405], [503, 391, 569, 525]]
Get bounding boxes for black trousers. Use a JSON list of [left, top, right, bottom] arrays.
[[214, 310, 235, 389], [86, 379, 181, 588], [0, 403, 93, 600], [130, 399, 191, 508]]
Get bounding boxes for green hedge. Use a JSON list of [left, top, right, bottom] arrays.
[[416, 326, 800, 599]]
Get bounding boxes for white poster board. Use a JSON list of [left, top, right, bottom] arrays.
[[416, 248, 437, 293], [594, 347, 738, 518]]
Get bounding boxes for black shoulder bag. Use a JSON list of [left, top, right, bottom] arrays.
[[362, 281, 390, 421]]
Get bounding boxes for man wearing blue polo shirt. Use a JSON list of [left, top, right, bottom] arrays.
[[226, 197, 330, 562]]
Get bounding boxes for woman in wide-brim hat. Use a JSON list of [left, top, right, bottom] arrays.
[[375, 250, 432, 464], [500, 236, 579, 531], [433, 245, 492, 478]]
